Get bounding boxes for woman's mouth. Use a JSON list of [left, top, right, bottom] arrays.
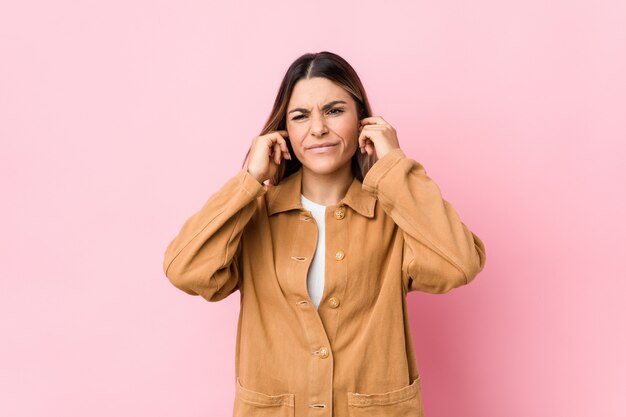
[[308, 143, 338, 153]]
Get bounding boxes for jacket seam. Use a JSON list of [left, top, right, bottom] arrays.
[[373, 158, 470, 284], [403, 238, 413, 293], [214, 209, 244, 294], [164, 206, 228, 278], [164, 176, 257, 278], [363, 148, 405, 193]]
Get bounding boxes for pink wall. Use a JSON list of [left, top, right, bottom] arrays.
[[1, 1, 624, 416]]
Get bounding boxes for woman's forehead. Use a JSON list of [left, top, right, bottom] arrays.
[[288, 78, 353, 109]]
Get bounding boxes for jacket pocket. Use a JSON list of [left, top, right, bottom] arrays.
[[233, 377, 295, 417], [346, 376, 424, 417]]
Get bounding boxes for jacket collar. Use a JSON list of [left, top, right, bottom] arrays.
[[266, 167, 376, 218]]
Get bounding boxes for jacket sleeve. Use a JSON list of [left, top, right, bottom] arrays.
[[362, 148, 487, 294], [162, 168, 267, 302]]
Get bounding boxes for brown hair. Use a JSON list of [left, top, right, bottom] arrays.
[[241, 51, 376, 185]]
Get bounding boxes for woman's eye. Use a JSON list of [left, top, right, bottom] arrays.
[[291, 108, 343, 121]]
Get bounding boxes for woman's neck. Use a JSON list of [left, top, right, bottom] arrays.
[[301, 164, 354, 206]]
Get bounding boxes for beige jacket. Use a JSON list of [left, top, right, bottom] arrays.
[[163, 148, 487, 417]]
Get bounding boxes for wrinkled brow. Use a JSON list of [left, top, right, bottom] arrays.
[[288, 100, 347, 114]]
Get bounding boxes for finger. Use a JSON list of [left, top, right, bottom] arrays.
[[360, 139, 372, 156], [273, 142, 282, 165], [360, 123, 388, 131], [360, 116, 387, 126], [274, 133, 292, 160], [263, 135, 277, 157], [264, 134, 286, 156], [358, 132, 371, 153], [358, 128, 376, 149], [268, 138, 290, 161], [357, 130, 367, 151]]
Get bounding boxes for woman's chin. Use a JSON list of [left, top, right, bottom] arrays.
[[301, 160, 352, 176]]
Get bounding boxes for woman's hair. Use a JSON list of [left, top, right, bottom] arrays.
[[241, 51, 376, 185]]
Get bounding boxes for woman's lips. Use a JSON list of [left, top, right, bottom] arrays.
[[308, 143, 338, 153]]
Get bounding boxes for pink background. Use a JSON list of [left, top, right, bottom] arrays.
[[1, 1, 624, 416]]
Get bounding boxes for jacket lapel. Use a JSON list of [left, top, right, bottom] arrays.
[[266, 167, 377, 218]]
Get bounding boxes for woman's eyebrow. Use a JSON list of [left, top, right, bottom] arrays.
[[288, 100, 347, 114]]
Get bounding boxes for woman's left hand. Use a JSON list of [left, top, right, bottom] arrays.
[[358, 116, 401, 159]]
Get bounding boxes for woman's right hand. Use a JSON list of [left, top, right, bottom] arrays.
[[246, 130, 292, 183]]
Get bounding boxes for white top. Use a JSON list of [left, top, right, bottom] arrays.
[[300, 194, 326, 310]]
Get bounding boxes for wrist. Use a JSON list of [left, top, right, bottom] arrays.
[[246, 168, 265, 184]]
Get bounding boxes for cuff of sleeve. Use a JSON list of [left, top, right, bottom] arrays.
[[362, 148, 406, 194], [237, 168, 267, 198]]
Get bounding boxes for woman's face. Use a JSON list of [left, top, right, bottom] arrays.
[[285, 77, 360, 176]]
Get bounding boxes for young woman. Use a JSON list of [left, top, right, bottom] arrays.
[[163, 51, 487, 417]]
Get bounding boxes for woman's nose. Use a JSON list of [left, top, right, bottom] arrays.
[[310, 113, 328, 136]]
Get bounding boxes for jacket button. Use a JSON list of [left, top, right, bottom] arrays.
[[318, 347, 329, 359], [334, 208, 345, 220], [335, 250, 345, 261], [328, 297, 340, 308]]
